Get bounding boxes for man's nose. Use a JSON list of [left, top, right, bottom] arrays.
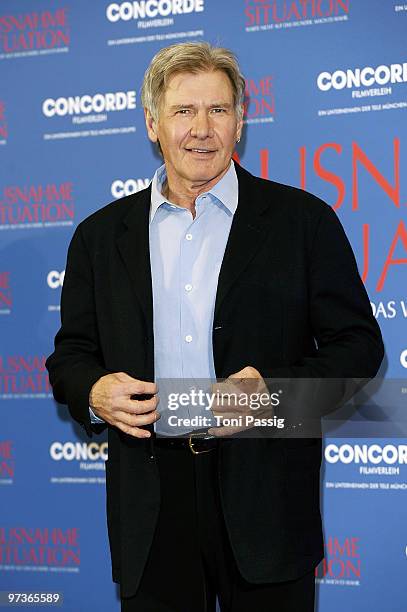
[[190, 110, 213, 139]]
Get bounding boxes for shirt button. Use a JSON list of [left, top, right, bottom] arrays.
[[185, 335, 193, 343], [185, 233, 193, 241], [185, 284, 193, 292]]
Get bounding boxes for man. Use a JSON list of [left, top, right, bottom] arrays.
[[46, 42, 384, 611]]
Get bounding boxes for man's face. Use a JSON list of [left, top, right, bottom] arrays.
[[145, 70, 243, 187]]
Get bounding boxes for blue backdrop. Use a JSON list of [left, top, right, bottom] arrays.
[[1, 1, 406, 610]]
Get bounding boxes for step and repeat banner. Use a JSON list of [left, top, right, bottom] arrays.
[[1, 1, 406, 610]]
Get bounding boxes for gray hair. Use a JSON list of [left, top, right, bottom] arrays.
[[141, 41, 245, 122]]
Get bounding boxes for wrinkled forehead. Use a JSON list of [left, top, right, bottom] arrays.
[[161, 70, 235, 107]]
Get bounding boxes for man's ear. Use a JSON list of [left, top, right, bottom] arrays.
[[236, 105, 244, 142], [145, 108, 158, 143]]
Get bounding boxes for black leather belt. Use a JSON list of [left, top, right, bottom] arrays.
[[153, 429, 218, 455]]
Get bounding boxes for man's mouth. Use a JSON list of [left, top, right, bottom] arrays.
[[186, 148, 216, 153]]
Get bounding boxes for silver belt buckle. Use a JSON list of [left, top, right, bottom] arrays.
[[188, 431, 216, 455]]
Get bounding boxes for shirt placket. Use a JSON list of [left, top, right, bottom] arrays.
[[179, 203, 208, 422]]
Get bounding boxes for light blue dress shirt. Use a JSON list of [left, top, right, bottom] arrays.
[[90, 160, 238, 435]]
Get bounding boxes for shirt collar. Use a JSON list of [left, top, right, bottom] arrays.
[[149, 160, 238, 223]]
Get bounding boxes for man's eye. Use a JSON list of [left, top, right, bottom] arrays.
[[211, 108, 226, 113], [177, 109, 191, 114]]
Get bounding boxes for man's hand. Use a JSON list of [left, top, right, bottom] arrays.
[[89, 372, 160, 438], [208, 365, 272, 437]]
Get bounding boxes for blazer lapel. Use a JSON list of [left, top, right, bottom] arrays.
[[214, 163, 276, 321], [116, 186, 153, 332]]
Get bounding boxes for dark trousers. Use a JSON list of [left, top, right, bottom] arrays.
[[121, 443, 316, 612]]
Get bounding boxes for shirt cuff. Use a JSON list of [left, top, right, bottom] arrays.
[[89, 406, 105, 424]]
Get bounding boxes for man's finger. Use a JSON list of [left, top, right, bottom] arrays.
[[119, 396, 159, 414], [210, 381, 228, 395], [115, 410, 161, 429], [210, 402, 240, 414], [211, 405, 245, 416], [116, 423, 152, 439], [126, 383, 158, 396], [121, 379, 158, 396], [210, 379, 254, 397]]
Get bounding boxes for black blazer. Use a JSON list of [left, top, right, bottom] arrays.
[[46, 163, 384, 597]]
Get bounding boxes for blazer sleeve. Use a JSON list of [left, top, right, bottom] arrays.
[[46, 223, 110, 437], [262, 203, 385, 421]]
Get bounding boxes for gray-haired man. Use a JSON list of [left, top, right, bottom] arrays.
[[46, 42, 384, 611]]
